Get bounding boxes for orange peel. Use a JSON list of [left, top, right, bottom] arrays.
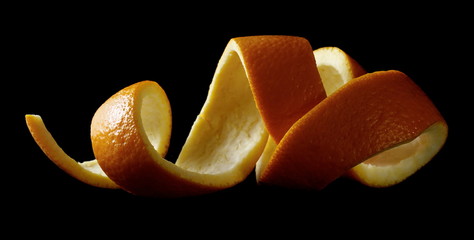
[[256, 46, 366, 181], [257, 70, 447, 189], [25, 115, 119, 189], [26, 36, 447, 197]]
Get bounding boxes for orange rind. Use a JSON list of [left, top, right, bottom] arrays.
[[257, 71, 447, 189], [256, 46, 365, 181], [26, 36, 447, 197], [25, 115, 119, 189]]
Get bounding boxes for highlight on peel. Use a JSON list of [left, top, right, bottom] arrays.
[[25, 115, 119, 189], [257, 70, 447, 190], [347, 122, 448, 187], [313, 47, 366, 96]]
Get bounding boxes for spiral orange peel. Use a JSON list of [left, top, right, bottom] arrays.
[[26, 36, 447, 197]]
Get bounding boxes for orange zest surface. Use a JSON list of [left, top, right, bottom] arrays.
[[256, 46, 367, 181], [257, 70, 447, 189], [26, 36, 447, 197]]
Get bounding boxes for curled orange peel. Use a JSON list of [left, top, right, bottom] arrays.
[[25, 115, 119, 189], [26, 36, 447, 197], [257, 70, 447, 189]]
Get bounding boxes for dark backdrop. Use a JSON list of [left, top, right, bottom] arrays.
[[5, 4, 469, 235]]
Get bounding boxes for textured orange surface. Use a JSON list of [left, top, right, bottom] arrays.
[[91, 81, 207, 197], [234, 36, 326, 142], [259, 70, 446, 189]]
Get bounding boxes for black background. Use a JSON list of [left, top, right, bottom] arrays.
[[5, 4, 470, 234]]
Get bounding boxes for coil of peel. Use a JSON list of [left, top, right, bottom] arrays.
[[25, 36, 447, 197]]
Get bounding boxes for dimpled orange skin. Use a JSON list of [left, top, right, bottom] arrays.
[[235, 36, 326, 142], [259, 70, 446, 190], [91, 81, 214, 197]]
